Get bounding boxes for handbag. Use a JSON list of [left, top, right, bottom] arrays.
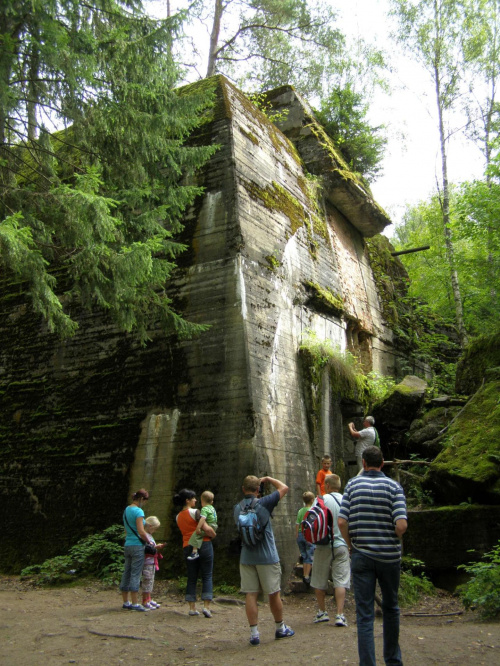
[[123, 509, 157, 555], [144, 542, 157, 555]]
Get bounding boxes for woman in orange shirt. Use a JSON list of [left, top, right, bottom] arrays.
[[174, 489, 216, 617]]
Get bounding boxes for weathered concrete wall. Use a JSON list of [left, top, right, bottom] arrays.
[[0, 77, 400, 579]]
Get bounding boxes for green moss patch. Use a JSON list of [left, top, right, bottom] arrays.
[[430, 380, 500, 489], [303, 281, 344, 317], [455, 330, 500, 395], [243, 180, 306, 234]]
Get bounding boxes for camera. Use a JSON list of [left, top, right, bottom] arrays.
[[259, 481, 265, 496]]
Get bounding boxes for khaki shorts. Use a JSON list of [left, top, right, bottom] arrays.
[[311, 545, 350, 590], [240, 562, 281, 595]]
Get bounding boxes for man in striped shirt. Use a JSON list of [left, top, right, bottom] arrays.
[[338, 446, 407, 666]]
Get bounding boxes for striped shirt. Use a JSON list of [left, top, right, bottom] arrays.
[[339, 471, 407, 563]]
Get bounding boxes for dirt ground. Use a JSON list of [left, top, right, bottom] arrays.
[[1, 576, 499, 666]]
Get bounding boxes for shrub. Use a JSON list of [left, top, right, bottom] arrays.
[[399, 556, 435, 606], [458, 540, 500, 619], [21, 524, 125, 586]]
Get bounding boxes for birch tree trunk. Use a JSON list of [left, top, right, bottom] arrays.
[[206, 0, 224, 78], [435, 64, 468, 347]]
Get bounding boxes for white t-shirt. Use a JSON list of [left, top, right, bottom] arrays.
[[355, 426, 376, 456]]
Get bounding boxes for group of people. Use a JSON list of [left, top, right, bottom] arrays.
[[118, 415, 408, 666]]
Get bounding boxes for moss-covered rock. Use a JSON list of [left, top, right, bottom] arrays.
[[424, 380, 500, 504], [372, 376, 428, 450], [455, 330, 500, 395]]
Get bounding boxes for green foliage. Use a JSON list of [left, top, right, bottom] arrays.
[[367, 233, 460, 391], [0, 1, 217, 343], [20, 524, 125, 586], [316, 83, 387, 183], [455, 329, 500, 394], [364, 371, 396, 405], [300, 330, 367, 400], [213, 581, 239, 595], [399, 556, 435, 606], [299, 331, 396, 416], [395, 184, 500, 341], [247, 92, 289, 124], [458, 540, 500, 618], [430, 380, 500, 492]]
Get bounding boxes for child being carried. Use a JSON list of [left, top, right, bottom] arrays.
[[187, 490, 218, 560]]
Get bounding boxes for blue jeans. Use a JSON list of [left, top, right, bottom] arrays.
[[351, 551, 402, 666], [119, 545, 145, 592], [183, 540, 213, 602], [297, 532, 315, 564]]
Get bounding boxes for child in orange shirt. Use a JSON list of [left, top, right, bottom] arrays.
[[315, 455, 332, 496]]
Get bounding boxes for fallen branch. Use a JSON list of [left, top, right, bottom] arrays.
[[402, 611, 463, 617], [87, 629, 149, 641]]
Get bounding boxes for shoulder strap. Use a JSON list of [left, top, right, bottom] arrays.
[[123, 508, 143, 542], [328, 492, 341, 507]]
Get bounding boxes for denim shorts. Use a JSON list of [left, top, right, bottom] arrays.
[[297, 532, 315, 564]]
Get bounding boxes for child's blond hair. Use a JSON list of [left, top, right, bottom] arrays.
[[145, 516, 161, 528], [201, 490, 214, 504]]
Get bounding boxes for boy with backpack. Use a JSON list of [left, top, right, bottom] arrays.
[[234, 475, 295, 646], [307, 474, 350, 626]]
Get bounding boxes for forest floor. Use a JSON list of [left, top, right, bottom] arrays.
[[1, 576, 499, 665]]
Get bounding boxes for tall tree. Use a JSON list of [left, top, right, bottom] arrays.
[[463, 0, 500, 301], [391, 0, 470, 346], [0, 0, 216, 342], [181, 0, 343, 97], [315, 41, 388, 184], [394, 184, 500, 337]]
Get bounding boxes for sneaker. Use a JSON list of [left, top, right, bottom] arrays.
[[188, 610, 200, 616], [187, 551, 199, 560], [122, 602, 132, 610], [148, 601, 160, 609], [335, 614, 347, 627], [314, 610, 330, 623], [150, 600, 161, 607], [275, 624, 295, 639], [144, 602, 156, 610], [249, 635, 260, 646], [130, 603, 149, 612], [202, 608, 212, 618], [303, 576, 311, 586]]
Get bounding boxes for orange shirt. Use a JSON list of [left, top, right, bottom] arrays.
[[316, 468, 331, 495], [176, 508, 211, 547]]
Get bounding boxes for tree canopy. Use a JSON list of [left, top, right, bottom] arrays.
[[0, 0, 216, 342]]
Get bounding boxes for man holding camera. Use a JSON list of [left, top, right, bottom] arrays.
[[234, 475, 295, 646]]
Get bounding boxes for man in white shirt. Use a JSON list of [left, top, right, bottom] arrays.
[[349, 415, 377, 472], [310, 474, 350, 627]]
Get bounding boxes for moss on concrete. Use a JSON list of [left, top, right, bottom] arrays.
[[303, 281, 344, 317], [243, 180, 306, 235], [430, 380, 500, 486], [455, 330, 500, 395]]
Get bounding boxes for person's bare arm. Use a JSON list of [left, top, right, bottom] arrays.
[[349, 422, 361, 439], [395, 518, 408, 538], [201, 523, 216, 538], [135, 516, 149, 542], [338, 517, 352, 549], [261, 476, 288, 499], [196, 515, 207, 534], [315, 482, 322, 496]]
